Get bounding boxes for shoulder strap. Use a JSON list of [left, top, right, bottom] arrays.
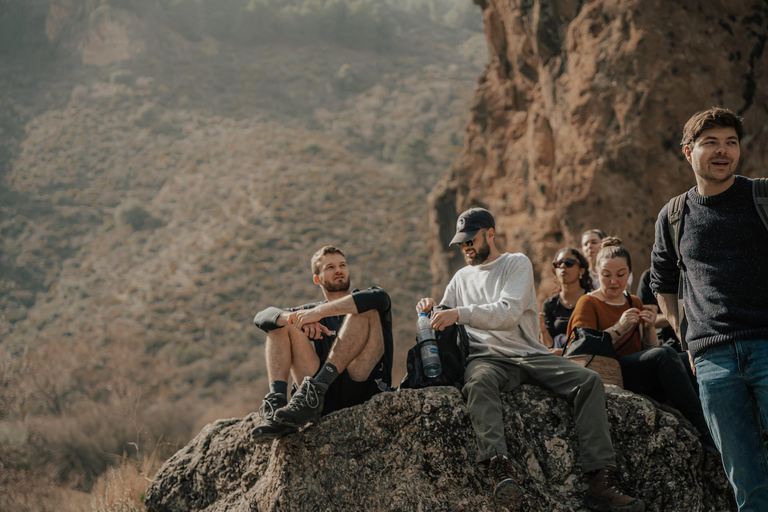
[[666, 192, 688, 349], [753, 178, 768, 233], [667, 192, 687, 268]]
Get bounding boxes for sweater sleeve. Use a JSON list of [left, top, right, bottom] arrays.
[[439, 277, 459, 309], [566, 295, 600, 341], [457, 256, 535, 331], [650, 202, 681, 295]]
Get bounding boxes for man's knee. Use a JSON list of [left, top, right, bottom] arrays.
[[341, 309, 379, 332], [650, 345, 679, 363], [463, 368, 501, 398], [578, 366, 602, 388]]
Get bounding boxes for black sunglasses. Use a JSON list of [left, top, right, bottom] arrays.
[[552, 258, 578, 269], [461, 230, 487, 248]]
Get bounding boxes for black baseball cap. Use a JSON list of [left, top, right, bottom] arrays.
[[449, 208, 495, 246]]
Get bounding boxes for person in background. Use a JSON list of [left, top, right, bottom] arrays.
[[568, 238, 714, 452], [581, 229, 606, 291], [540, 247, 593, 355], [582, 229, 632, 292]]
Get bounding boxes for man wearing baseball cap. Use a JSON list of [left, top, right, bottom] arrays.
[[417, 208, 644, 511]]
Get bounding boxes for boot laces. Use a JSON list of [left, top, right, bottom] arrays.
[[602, 468, 626, 495], [258, 393, 285, 421], [284, 380, 320, 411], [489, 455, 516, 482]]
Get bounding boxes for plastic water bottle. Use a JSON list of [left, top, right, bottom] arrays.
[[417, 312, 442, 378]]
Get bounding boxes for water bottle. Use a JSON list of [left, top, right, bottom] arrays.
[[417, 312, 442, 378]]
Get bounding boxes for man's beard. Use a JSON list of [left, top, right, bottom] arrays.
[[322, 277, 350, 292], [464, 243, 491, 266]]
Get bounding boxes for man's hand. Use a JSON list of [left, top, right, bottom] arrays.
[[301, 322, 332, 340], [430, 308, 459, 332], [416, 297, 436, 314], [290, 308, 323, 330]]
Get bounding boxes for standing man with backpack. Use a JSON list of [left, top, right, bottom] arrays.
[[417, 208, 644, 512], [650, 107, 768, 511]]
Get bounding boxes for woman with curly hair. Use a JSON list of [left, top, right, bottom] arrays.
[[539, 247, 592, 355]]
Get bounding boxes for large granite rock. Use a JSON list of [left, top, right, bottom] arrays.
[[428, 0, 768, 298], [145, 386, 731, 511]]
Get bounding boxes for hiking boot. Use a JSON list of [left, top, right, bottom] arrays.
[[273, 376, 328, 428], [251, 392, 297, 440], [585, 465, 645, 512], [488, 454, 524, 507], [251, 421, 297, 440]]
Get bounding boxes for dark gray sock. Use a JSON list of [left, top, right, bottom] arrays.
[[314, 362, 339, 386], [269, 380, 288, 396]]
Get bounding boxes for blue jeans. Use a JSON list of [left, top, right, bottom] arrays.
[[695, 340, 768, 511]]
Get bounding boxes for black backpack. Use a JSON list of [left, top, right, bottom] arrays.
[[399, 308, 470, 390]]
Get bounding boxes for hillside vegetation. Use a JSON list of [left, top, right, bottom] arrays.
[[0, 0, 487, 509]]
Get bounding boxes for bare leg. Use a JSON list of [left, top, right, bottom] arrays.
[[265, 324, 320, 386], [327, 309, 384, 382]]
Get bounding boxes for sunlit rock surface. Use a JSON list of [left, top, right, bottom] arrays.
[[146, 386, 730, 512]]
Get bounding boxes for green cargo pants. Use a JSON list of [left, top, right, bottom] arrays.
[[462, 354, 616, 472]]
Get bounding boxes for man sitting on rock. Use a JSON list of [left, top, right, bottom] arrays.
[[251, 245, 393, 439], [416, 208, 644, 512]]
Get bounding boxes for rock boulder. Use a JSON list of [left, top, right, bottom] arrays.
[[145, 386, 731, 512]]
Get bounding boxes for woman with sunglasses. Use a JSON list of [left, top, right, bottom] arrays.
[[539, 248, 593, 355], [567, 237, 715, 452]]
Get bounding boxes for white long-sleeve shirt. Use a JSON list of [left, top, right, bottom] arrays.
[[440, 252, 549, 360]]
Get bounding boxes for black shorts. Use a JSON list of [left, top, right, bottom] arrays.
[[307, 329, 387, 415], [321, 370, 382, 415]]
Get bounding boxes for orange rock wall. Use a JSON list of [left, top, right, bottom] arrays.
[[429, 0, 768, 300]]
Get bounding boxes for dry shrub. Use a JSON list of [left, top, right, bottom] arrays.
[[0, 464, 89, 512], [21, 397, 203, 491], [90, 455, 158, 512]]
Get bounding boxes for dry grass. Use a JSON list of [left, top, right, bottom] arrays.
[[89, 454, 160, 512]]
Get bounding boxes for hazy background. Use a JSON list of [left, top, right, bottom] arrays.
[[0, 0, 487, 509]]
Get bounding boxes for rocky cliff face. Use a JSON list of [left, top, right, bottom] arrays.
[[145, 386, 730, 512], [428, 0, 768, 297]]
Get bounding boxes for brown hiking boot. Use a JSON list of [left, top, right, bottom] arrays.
[[488, 454, 524, 507], [585, 465, 645, 512]]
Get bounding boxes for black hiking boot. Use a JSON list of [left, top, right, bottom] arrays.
[[585, 465, 645, 512], [273, 376, 328, 428], [250, 392, 297, 440], [488, 454, 524, 507]]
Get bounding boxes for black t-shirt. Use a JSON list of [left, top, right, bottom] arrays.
[[253, 286, 393, 386], [541, 295, 575, 348]]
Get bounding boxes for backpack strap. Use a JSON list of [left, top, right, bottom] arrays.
[[667, 192, 687, 269], [666, 192, 688, 348], [753, 178, 768, 233]]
